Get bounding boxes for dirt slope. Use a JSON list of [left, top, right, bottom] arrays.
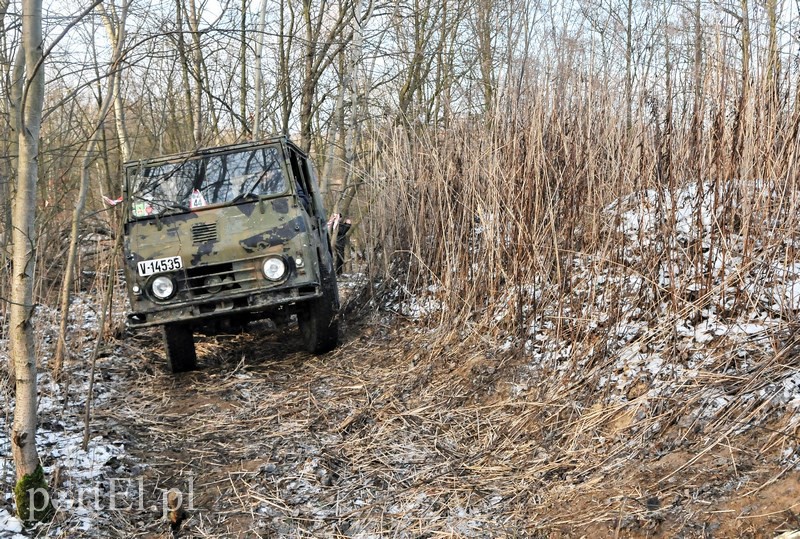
[[76, 316, 800, 539]]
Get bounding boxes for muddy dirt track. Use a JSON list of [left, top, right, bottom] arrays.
[[77, 309, 800, 539]]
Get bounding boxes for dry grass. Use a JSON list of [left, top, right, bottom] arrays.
[[53, 98, 799, 534], [307, 31, 800, 535], [51, 308, 794, 538]]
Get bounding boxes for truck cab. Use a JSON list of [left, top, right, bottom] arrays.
[[122, 136, 339, 372]]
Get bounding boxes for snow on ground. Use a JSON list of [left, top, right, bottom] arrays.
[[385, 179, 800, 465], [0, 510, 24, 539], [0, 295, 133, 538]]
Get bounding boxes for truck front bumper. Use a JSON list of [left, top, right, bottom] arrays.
[[126, 284, 321, 328]]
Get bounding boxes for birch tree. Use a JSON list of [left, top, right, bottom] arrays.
[[98, 1, 132, 161], [10, 0, 53, 520], [2, 4, 22, 325]]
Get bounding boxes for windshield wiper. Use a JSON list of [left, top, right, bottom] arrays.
[[158, 203, 191, 216], [231, 159, 285, 204], [150, 202, 192, 231], [230, 191, 261, 204], [231, 169, 271, 204]]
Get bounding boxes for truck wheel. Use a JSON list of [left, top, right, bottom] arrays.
[[298, 267, 339, 354], [162, 323, 197, 373]]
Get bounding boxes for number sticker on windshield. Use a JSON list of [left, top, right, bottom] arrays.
[[132, 201, 154, 217], [137, 256, 183, 277]]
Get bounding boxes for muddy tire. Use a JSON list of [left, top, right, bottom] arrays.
[[298, 265, 339, 354], [163, 323, 197, 373]]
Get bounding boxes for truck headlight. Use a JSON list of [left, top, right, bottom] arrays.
[[151, 275, 176, 299], [262, 256, 287, 281]]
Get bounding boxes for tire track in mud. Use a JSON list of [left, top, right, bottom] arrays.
[[97, 319, 509, 538]]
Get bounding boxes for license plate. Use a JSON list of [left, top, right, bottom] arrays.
[[137, 256, 183, 277]]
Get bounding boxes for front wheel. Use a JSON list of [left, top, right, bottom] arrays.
[[162, 323, 197, 373], [298, 267, 339, 355]]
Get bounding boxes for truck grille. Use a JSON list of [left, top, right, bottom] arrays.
[[192, 222, 218, 244], [181, 261, 260, 298]]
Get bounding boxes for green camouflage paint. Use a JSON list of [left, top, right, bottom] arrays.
[[122, 136, 335, 328]]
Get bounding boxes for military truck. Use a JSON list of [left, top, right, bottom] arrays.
[[121, 136, 339, 372]]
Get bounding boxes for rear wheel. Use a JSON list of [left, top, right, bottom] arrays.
[[162, 323, 197, 373], [298, 265, 339, 354]]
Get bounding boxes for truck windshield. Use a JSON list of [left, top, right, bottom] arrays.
[[128, 146, 287, 217]]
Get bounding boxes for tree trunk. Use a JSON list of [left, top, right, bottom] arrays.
[[112, 75, 131, 161], [321, 52, 347, 202], [765, 0, 779, 110], [0, 0, 12, 278], [2, 28, 24, 387], [299, 0, 316, 151], [253, 0, 268, 139], [343, 0, 362, 196], [239, 0, 248, 137], [11, 0, 52, 521], [175, 0, 196, 147], [688, 0, 703, 171], [731, 0, 750, 173], [278, 0, 294, 134], [476, 0, 495, 114], [624, 0, 633, 130], [187, 0, 203, 144], [96, 2, 131, 161], [298, 0, 355, 152]]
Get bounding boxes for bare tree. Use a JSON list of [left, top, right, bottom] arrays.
[[239, 0, 249, 137], [253, 0, 269, 138], [10, 0, 53, 521], [391, 0, 464, 127], [395, 0, 441, 123], [298, 0, 356, 151], [474, 0, 498, 114], [0, 0, 13, 279], [277, 0, 298, 133], [53, 0, 128, 378], [764, 0, 780, 109], [175, 0, 198, 146], [2, 9, 24, 332], [98, 1, 131, 161]]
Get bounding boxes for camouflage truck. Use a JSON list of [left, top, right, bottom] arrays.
[[122, 136, 339, 372]]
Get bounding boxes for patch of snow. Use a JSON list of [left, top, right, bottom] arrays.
[[0, 509, 24, 534], [0, 291, 136, 538]]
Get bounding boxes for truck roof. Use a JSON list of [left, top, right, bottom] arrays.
[[122, 135, 306, 170]]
